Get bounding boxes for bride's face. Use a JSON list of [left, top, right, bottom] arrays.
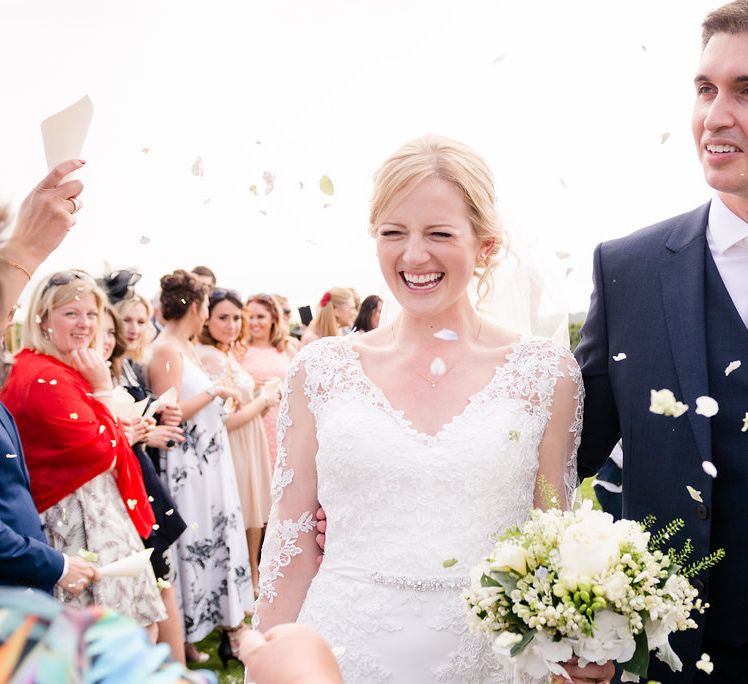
[[375, 175, 484, 317]]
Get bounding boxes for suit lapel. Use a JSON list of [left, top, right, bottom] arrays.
[[659, 203, 712, 465]]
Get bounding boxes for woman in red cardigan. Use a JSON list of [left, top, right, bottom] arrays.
[[0, 270, 165, 631]]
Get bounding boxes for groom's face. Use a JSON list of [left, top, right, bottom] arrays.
[[692, 31, 748, 205]]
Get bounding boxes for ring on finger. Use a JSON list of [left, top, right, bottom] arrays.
[[68, 196, 82, 214]]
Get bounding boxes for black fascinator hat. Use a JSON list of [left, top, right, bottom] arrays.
[[98, 269, 142, 304]]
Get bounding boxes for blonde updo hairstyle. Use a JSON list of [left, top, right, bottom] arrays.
[[112, 293, 156, 363], [369, 135, 505, 302], [23, 270, 108, 360], [309, 287, 355, 339]]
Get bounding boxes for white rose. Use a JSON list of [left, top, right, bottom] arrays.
[[575, 610, 636, 665], [601, 571, 630, 601], [558, 511, 620, 589], [493, 631, 573, 679], [490, 541, 528, 576]]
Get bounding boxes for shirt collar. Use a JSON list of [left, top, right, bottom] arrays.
[[707, 194, 748, 253]]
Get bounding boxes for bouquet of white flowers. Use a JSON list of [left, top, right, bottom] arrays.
[[465, 499, 723, 682]]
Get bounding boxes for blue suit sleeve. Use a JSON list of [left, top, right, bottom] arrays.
[[0, 520, 65, 592], [574, 243, 622, 479]]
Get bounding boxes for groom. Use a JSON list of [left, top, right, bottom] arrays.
[[576, 2, 748, 682]]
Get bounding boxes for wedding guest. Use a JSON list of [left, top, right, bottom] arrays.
[[196, 287, 278, 596], [239, 293, 289, 469], [0, 160, 97, 596], [149, 270, 253, 666], [299, 287, 357, 347], [352, 294, 383, 333], [101, 305, 188, 664], [191, 265, 216, 290], [273, 293, 301, 353], [576, 3, 748, 680], [0, 270, 165, 632]]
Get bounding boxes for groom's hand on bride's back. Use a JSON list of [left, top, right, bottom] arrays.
[[555, 657, 614, 684], [315, 507, 327, 563]]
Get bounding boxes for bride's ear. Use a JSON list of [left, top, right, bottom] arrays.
[[477, 239, 496, 264]]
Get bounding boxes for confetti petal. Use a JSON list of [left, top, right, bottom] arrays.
[[263, 170, 275, 195], [156, 577, 171, 589], [38, 378, 46, 384], [331, 646, 346, 658], [99, 425, 106, 434], [725, 360, 742, 376], [430, 357, 447, 376], [702, 461, 718, 478], [127, 499, 137, 510], [555, 251, 571, 260], [661, 132, 671, 144], [49, 379, 57, 385], [142, 146, 150, 154], [35, 315, 42, 324], [77, 548, 98, 562], [612, 353, 627, 361], [5, 453, 17, 459], [695, 396, 719, 417], [69, 412, 78, 420], [508, 430, 521, 442], [442, 558, 458, 568], [152, 523, 160, 530], [165, 508, 174, 516], [139, 235, 151, 245], [686, 485, 703, 503], [249, 184, 258, 195], [319, 175, 335, 196], [742, 412, 748, 433], [649, 389, 688, 417], [190, 522, 199, 530], [148, 495, 154, 502], [191, 156, 204, 176], [110, 440, 117, 447], [433, 329, 459, 341], [696, 653, 713, 674]]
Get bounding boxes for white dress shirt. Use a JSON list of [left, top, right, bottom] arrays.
[[706, 195, 748, 329]]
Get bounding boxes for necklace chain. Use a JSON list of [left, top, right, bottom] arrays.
[[391, 320, 483, 389]]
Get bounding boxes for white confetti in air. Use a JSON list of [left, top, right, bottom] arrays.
[[5, 453, 17, 459], [99, 425, 105, 434], [37, 378, 46, 384], [331, 646, 347, 658], [190, 522, 199, 530], [49, 379, 57, 385], [649, 389, 688, 417], [612, 353, 627, 362], [433, 329, 459, 341], [696, 653, 713, 674], [69, 412, 78, 420], [139, 236, 151, 245], [686, 485, 703, 503], [725, 360, 742, 376], [191, 156, 204, 176], [430, 357, 447, 376], [153, 524, 160, 530], [702, 461, 718, 478], [127, 499, 137, 510], [695, 396, 719, 418], [148, 496, 154, 502], [35, 315, 42, 324], [156, 577, 171, 589], [110, 440, 117, 447], [165, 508, 174, 516]]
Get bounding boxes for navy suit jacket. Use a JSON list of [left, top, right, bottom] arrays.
[[575, 203, 718, 682], [0, 401, 64, 592]]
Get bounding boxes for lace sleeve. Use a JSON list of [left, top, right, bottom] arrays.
[[534, 348, 583, 511], [253, 353, 320, 631]]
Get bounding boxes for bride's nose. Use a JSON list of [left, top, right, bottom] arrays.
[[402, 234, 430, 265]]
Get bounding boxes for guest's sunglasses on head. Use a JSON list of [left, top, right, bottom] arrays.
[[210, 288, 241, 303], [42, 270, 97, 296]]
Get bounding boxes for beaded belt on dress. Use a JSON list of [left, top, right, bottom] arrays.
[[370, 571, 470, 591]]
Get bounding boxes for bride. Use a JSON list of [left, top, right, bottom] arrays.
[[252, 136, 612, 683]]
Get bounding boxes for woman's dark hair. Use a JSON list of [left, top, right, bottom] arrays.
[[159, 270, 208, 321], [352, 295, 382, 333], [97, 269, 142, 305], [104, 307, 128, 379], [199, 287, 245, 346]]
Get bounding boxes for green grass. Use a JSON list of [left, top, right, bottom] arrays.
[[187, 627, 246, 684], [578, 476, 602, 510]]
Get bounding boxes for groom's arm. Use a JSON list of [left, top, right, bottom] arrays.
[[574, 243, 621, 479]]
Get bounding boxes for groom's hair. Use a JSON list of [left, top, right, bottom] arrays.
[[702, 1, 748, 48]]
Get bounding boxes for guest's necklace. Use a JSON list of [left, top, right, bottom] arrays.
[[391, 320, 483, 389]]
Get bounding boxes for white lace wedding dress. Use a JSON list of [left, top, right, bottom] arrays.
[[254, 335, 582, 683]]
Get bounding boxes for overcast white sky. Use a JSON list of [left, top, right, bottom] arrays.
[[1, 0, 722, 315]]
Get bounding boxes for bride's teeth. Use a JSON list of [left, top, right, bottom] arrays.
[[707, 144, 739, 153]]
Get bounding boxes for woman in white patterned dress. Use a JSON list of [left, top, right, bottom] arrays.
[[149, 270, 254, 659], [251, 137, 612, 683]]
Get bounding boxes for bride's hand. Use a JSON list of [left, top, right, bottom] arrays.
[[554, 657, 614, 684]]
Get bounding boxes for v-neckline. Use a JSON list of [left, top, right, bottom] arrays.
[[345, 335, 526, 443]]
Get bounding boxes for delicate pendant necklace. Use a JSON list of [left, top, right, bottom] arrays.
[[392, 320, 483, 389]]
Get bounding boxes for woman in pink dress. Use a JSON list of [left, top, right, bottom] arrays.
[[239, 294, 294, 470]]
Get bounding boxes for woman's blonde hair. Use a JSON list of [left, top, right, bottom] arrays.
[[112, 293, 155, 363], [369, 135, 505, 302], [309, 287, 354, 339], [22, 270, 108, 359]]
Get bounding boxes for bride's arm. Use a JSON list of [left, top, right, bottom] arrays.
[[534, 349, 583, 511], [254, 357, 321, 631]]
